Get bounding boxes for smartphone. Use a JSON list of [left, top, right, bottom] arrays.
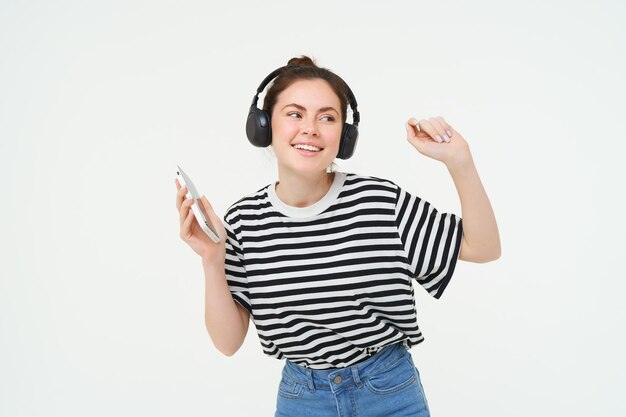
[[176, 165, 221, 243]]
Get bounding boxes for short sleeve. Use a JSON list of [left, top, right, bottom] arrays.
[[223, 215, 252, 315], [394, 184, 463, 299]]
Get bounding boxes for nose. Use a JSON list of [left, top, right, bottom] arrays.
[[302, 120, 319, 136]]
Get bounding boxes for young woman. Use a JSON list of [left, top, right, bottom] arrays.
[[175, 56, 500, 417]]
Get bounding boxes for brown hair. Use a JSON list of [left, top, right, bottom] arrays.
[[262, 55, 349, 124]]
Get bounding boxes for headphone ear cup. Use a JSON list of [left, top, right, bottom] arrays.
[[336, 123, 359, 160], [246, 106, 272, 147]]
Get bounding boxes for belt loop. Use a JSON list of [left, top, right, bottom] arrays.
[[351, 365, 363, 388], [306, 368, 316, 392]]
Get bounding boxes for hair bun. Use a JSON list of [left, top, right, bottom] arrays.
[[287, 55, 317, 68]]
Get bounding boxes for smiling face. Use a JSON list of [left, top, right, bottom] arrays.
[[270, 78, 343, 177]]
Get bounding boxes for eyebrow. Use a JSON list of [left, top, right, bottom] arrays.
[[281, 103, 339, 115]]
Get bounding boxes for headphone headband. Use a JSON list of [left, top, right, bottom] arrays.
[[250, 65, 360, 126]]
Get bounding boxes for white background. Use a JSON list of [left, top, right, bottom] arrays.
[[1, 1, 624, 416]]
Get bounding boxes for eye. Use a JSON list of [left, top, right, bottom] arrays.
[[287, 112, 301, 118], [321, 115, 335, 122]]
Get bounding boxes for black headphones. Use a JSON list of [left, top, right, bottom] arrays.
[[245, 64, 361, 160]]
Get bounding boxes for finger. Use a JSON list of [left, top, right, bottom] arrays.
[[201, 195, 213, 212], [179, 196, 194, 224], [181, 206, 195, 239], [200, 196, 224, 238], [429, 117, 449, 143], [435, 116, 453, 139], [405, 120, 417, 141], [176, 185, 188, 210], [406, 117, 429, 140], [431, 116, 453, 142], [200, 196, 218, 224], [417, 119, 443, 143]]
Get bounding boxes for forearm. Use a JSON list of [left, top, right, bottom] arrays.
[[201, 258, 248, 356], [446, 152, 501, 261]]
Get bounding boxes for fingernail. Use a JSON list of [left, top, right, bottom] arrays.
[[446, 130, 452, 137], [410, 118, 417, 125], [435, 135, 442, 143], [442, 133, 450, 142]]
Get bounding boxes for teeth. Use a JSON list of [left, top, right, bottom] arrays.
[[293, 144, 321, 152]]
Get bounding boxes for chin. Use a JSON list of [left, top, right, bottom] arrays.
[[283, 161, 333, 176]]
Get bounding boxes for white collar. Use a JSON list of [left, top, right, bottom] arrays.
[[267, 172, 347, 218]]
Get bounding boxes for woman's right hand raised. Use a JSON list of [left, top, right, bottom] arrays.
[[175, 178, 227, 264]]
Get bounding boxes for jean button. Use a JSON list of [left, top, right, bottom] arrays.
[[333, 375, 342, 384]]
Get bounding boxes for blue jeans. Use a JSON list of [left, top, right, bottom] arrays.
[[274, 342, 430, 417]]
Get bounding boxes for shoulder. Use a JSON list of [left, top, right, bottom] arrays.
[[343, 171, 400, 194], [224, 183, 272, 224]]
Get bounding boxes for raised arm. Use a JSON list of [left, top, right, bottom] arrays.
[[405, 116, 501, 263]]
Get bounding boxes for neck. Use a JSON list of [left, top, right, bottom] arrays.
[[275, 168, 335, 208]]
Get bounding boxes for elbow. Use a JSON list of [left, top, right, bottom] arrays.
[[220, 347, 238, 357], [216, 341, 242, 357], [459, 243, 501, 263], [479, 246, 501, 263], [491, 242, 502, 261], [206, 327, 243, 357], [460, 236, 501, 264], [483, 251, 501, 263], [462, 246, 501, 263], [477, 237, 501, 263]]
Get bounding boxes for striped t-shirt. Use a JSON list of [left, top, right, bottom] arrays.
[[223, 171, 463, 370]]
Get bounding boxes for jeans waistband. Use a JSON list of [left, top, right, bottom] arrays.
[[281, 342, 409, 394]]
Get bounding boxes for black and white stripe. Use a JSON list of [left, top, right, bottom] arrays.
[[223, 172, 463, 369]]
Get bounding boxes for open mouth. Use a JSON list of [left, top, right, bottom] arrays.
[[292, 144, 323, 153]]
